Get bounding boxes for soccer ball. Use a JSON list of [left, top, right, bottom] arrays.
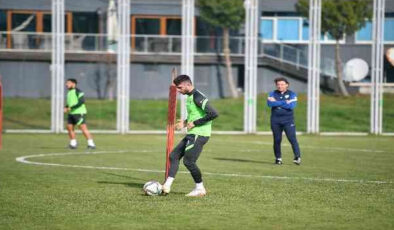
[[143, 181, 162, 196]]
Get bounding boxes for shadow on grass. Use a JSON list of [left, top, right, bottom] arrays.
[[213, 157, 273, 165], [97, 181, 144, 189], [97, 180, 184, 195], [101, 172, 144, 180]]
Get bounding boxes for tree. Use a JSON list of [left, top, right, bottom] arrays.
[[297, 0, 372, 96], [198, 0, 245, 98]]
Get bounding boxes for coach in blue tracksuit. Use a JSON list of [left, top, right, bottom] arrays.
[[267, 77, 301, 165]]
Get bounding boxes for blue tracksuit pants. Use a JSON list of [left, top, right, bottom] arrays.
[[271, 119, 301, 159]]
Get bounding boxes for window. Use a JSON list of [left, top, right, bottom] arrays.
[[132, 16, 182, 35], [5, 10, 72, 48], [166, 18, 181, 35], [42, 14, 71, 33], [0, 10, 6, 31], [131, 16, 183, 50], [260, 19, 273, 40], [355, 18, 394, 43], [356, 21, 372, 41], [384, 18, 394, 41], [72, 13, 98, 33], [277, 19, 299, 41], [12, 13, 36, 32], [261, 17, 345, 43], [135, 18, 160, 35]]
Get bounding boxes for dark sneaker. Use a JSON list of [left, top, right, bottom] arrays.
[[293, 157, 301, 165], [275, 159, 283, 165], [87, 145, 96, 150], [69, 145, 77, 149]]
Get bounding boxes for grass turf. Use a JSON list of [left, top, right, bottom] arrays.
[[0, 134, 393, 229], [3, 94, 394, 132]]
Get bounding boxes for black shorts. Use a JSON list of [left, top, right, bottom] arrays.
[[67, 114, 86, 126]]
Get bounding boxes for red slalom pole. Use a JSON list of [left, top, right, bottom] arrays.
[[165, 68, 177, 180]]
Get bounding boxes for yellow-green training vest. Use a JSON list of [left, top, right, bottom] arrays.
[[186, 90, 212, 137], [67, 88, 87, 114]]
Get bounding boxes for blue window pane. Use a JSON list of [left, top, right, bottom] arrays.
[[384, 18, 394, 41], [260, 19, 273, 40], [302, 19, 309, 40], [277, 19, 299, 41], [357, 21, 372, 41]]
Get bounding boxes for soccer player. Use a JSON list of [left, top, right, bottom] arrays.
[[64, 78, 96, 149], [267, 77, 301, 165], [162, 75, 218, 197]]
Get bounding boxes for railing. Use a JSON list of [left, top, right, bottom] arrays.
[[0, 32, 336, 77]]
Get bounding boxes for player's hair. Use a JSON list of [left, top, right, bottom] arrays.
[[274, 77, 289, 84], [173, 75, 192, 86], [67, 78, 77, 84]]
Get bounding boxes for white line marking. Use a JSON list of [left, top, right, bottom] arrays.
[[15, 150, 393, 185]]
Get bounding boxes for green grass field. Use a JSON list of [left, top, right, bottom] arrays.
[[4, 94, 394, 132], [1, 134, 393, 229]]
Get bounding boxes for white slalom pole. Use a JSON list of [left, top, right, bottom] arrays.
[[181, 0, 195, 121], [51, 0, 65, 133]]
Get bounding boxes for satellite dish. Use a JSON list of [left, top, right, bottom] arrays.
[[343, 58, 369, 82]]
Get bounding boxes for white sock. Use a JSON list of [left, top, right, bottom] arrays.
[[164, 177, 174, 188], [87, 139, 95, 146], [70, 139, 77, 146], [196, 182, 204, 190]]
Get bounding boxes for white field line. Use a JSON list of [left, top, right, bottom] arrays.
[[15, 150, 393, 185]]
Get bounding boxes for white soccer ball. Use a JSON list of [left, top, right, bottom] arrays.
[[143, 181, 162, 196]]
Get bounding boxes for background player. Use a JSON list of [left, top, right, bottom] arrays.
[[64, 78, 96, 149], [162, 75, 218, 197]]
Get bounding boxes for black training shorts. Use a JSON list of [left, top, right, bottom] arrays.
[[67, 114, 86, 126]]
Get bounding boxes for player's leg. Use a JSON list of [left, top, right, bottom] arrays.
[[183, 135, 209, 197], [271, 121, 284, 164], [67, 114, 77, 149], [162, 136, 188, 194], [77, 114, 95, 149], [283, 121, 301, 165]]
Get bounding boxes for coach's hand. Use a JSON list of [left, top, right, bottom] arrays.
[[187, 122, 195, 130], [268, 97, 276, 102]]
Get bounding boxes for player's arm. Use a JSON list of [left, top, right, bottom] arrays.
[[70, 89, 85, 110], [281, 92, 297, 110], [267, 92, 285, 108], [192, 94, 219, 126]]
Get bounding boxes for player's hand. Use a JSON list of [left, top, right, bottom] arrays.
[[187, 122, 195, 130], [63, 107, 70, 113], [268, 97, 276, 102], [175, 119, 185, 130]]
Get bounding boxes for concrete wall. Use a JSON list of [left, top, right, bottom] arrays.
[[0, 61, 51, 98], [0, 61, 246, 99]]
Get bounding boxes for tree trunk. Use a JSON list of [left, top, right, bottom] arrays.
[[335, 40, 349, 96], [104, 53, 115, 101], [223, 27, 238, 98]]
